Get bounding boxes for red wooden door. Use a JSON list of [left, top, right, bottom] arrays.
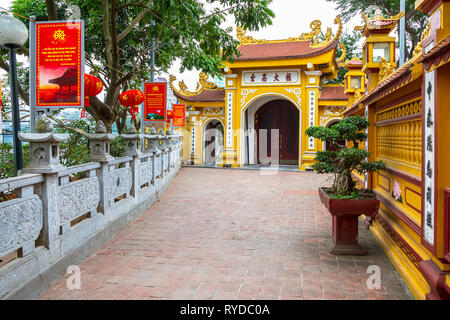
[[255, 100, 298, 165]]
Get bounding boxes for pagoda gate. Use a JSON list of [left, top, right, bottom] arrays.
[[170, 16, 348, 170]]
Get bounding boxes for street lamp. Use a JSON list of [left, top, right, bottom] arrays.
[[0, 15, 29, 176]]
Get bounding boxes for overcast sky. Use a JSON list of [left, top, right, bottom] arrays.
[[0, 0, 364, 90]]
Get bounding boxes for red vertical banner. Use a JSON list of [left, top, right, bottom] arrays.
[[172, 104, 186, 127], [143, 82, 167, 122], [35, 21, 83, 107]]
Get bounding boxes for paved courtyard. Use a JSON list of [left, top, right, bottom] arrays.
[[37, 167, 412, 300]]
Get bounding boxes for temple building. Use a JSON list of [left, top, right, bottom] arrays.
[[170, 4, 450, 299], [170, 16, 348, 169], [343, 0, 450, 300]]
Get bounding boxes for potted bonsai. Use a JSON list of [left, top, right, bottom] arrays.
[[305, 115, 386, 255]]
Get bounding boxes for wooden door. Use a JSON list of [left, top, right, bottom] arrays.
[[255, 100, 298, 165]]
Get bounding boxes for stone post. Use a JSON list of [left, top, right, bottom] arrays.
[[19, 115, 69, 261], [86, 121, 115, 212], [120, 124, 140, 199], [142, 127, 159, 182]]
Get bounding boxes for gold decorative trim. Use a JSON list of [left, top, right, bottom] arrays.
[[236, 26, 267, 45], [310, 15, 342, 48], [236, 15, 342, 48], [198, 72, 218, 90], [169, 72, 219, 97], [378, 57, 396, 82], [336, 42, 347, 67]]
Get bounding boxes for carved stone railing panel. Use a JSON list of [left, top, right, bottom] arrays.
[[107, 167, 132, 200], [139, 162, 153, 186], [58, 177, 100, 226], [170, 149, 175, 167], [0, 195, 43, 257], [164, 152, 169, 171], [155, 155, 162, 178]]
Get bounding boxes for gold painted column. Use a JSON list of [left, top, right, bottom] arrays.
[[187, 109, 201, 165], [222, 74, 238, 167], [301, 70, 322, 170]]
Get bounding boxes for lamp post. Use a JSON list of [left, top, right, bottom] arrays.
[[0, 16, 29, 176]]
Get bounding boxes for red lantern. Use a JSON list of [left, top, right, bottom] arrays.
[[119, 89, 144, 120], [166, 110, 174, 122], [84, 74, 103, 107]]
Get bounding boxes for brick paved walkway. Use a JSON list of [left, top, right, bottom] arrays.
[[37, 167, 412, 300]]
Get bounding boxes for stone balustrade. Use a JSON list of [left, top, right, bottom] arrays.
[[0, 119, 183, 299]]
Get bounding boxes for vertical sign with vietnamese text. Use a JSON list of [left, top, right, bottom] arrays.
[[172, 104, 186, 127], [35, 21, 84, 109], [143, 82, 167, 122]]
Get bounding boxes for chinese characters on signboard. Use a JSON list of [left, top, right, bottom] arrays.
[[143, 83, 167, 122], [242, 69, 301, 86], [172, 104, 186, 127], [35, 21, 84, 108], [423, 71, 435, 246]]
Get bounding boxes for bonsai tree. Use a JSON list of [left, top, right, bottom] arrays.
[[305, 115, 386, 198]]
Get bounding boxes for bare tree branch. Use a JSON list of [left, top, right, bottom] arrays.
[[117, 6, 149, 42], [48, 116, 90, 138]]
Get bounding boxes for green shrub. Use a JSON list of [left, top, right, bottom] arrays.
[[305, 115, 386, 198]]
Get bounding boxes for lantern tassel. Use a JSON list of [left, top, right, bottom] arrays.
[[81, 108, 86, 119]]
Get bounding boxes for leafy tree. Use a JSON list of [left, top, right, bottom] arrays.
[[4, 0, 274, 133], [326, 0, 428, 61], [0, 143, 30, 179], [305, 116, 386, 197]]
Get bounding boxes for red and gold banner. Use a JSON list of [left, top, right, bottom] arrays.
[[143, 82, 166, 121], [172, 104, 186, 127], [36, 21, 83, 107]]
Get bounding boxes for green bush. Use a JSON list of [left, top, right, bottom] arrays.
[[305, 115, 386, 198]]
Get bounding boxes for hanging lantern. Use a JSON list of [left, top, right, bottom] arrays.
[[119, 89, 144, 120], [82, 74, 103, 119], [166, 110, 174, 122], [84, 74, 103, 107]]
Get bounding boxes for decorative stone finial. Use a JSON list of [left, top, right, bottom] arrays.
[[95, 120, 107, 133], [127, 123, 137, 134], [35, 115, 53, 133], [158, 129, 164, 136], [149, 127, 157, 135]]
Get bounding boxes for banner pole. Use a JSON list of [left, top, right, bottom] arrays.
[[29, 15, 36, 132]]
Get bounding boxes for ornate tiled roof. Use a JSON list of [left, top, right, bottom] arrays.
[[235, 39, 339, 62], [234, 16, 343, 62], [355, 12, 405, 35], [419, 36, 450, 71], [169, 73, 225, 102], [173, 88, 225, 102]]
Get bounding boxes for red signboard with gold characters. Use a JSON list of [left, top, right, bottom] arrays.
[[35, 21, 84, 108], [172, 104, 186, 127], [143, 82, 167, 122]]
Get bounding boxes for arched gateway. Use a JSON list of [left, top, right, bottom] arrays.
[[170, 16, 348, 170]]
